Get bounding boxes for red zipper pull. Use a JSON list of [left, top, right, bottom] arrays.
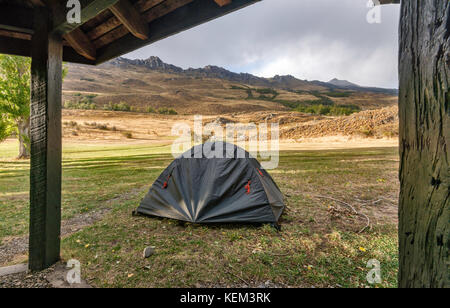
[[245, 180, 251, 194], [163, 175, 171, 189]]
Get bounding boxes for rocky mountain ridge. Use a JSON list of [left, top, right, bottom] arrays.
[[106, 56, 398, 95]]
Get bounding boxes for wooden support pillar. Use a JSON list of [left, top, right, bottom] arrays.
[[398, 1, 449, 287], [29, 7, 63, 271]]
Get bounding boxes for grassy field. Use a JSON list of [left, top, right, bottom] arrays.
[[0, 140, 399, 288]]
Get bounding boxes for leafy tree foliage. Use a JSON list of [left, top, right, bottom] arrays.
[[0, 55, 31, 158], [0, 55, 67, 158]]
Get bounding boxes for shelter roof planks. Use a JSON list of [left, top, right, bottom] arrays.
[[0, 0, 261, 65]]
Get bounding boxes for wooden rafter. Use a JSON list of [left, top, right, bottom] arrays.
[[63, 28, 96, 60], [52, 0, 120, 35], [143, 0, 194, 22], [0, 29, 32, 40], [28, 0, 45, 6], [136, 0, 166, 12], [0, 4, 34, 34], [0, 0, 261, 65], [94, 0, 194, 49], [86, 0, 164, 41], [214, 0, 232, 7], [96, 0, 261, 64], [110, 0, 149, 40], [45, 0, 102, 60]]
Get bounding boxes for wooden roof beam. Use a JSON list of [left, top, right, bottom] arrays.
[[110, 0, 149, 40], [0, 29, 32, 40], [86, 0, 164, 41], [28, 0, 46, 6], [52, 0, 120, 35], [93, 0, 194, 49], [214, 0, 232, 7], [96, 0, 261, 64], [63, 28, 96, 60], [0, 4, 34, 34]]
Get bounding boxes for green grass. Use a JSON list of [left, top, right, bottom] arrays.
[[0, 141, 173, 241], [0, 140, 399, 288]]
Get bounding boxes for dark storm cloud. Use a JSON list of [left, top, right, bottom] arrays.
[[125, 0, 400, 88]]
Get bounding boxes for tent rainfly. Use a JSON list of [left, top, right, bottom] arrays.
[[135, 142, 285, 224]]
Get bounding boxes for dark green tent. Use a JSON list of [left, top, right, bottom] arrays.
[[135, 142, 284, 224]]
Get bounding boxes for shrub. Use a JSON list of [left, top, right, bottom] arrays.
[[81, 78, 95, 82], [64, 99, 96, 110], [103, 102, 114, 111], [359, 128, 375, 137], [122, 132, 133, 139], [85, 94, 98, 100], [146, 106, 156, 113], [157, 107, 177, 115], [115, 102, 131, 112], [295, 103, 360, 116], [66, 121, 78, 127], [103, 101, 131, 112]]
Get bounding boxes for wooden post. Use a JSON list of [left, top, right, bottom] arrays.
[[29, 7, 63, 271], [398, 1, 449, 287]]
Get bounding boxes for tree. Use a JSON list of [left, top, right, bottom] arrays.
[[0, 55, 31, 158], [0, 55, 67, 158], [398, 1, 449, 287], [0, 114, 12, 142]]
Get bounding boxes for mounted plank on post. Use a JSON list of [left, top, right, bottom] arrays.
[[29, 7, 63, 271]]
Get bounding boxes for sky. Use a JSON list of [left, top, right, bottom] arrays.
[[125, 0, 400, 88]]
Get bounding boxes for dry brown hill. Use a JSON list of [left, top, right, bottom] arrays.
[[63, 57, 398, 115], [281, 106, 399, 139]]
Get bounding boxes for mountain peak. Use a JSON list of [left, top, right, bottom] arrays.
[[104, 57, 396, 95], [328, 78, 359, 88], [109, 56, 183, 73]]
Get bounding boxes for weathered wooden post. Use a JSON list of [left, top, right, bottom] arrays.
[[29, 7, 63, 271], [398, 1, 449, 287]]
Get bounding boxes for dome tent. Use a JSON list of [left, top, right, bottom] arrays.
[[135, 142, 285, 225]]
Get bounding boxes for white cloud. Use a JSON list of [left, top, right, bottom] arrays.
[[251, 36, 398, 88], [126, 0, 400, 88]]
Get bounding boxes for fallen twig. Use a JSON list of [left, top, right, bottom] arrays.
[[225, 265, 251, 286], [312, 194, 371, 233], [355, 198, 382, 205]]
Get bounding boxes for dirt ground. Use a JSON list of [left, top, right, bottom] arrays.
[[61, 109, 398, 149]]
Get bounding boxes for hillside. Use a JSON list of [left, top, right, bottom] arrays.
[[281, 106, 399, 139], [62, 56, 398, 115]]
